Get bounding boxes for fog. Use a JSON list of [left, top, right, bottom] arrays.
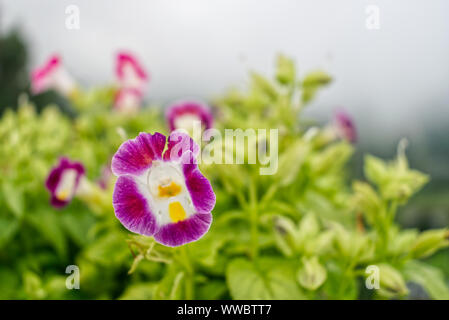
[[1, 0, 449, 162]]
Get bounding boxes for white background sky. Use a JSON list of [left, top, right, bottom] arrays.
[[1, 0, 449, 150]]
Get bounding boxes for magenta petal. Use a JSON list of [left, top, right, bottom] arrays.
[[165, 100, 214, 131], [181, 152, 216, 214], [163, 131, 199, 162], [50, 196, 70, 209], [111, 132, 166, 176], [334, 109, 357, 143], [116, 52, 148, 81], [153, 212, 212, 247], [45, 157, 85, 209], [113, 175, 158, 236], [31, 54, 61, 94]]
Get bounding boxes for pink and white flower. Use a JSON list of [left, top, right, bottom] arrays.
[[111, 131, 215, 247], [45, 157, 86, 209], [334, 109, 357, 143], [165, 100, 214, 132], [113, 88, 143, 113], [115, 52, 148, 92], [31, 55, 76, 96]]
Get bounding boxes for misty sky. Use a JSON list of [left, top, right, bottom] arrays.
[[1, 0, 449, 152]]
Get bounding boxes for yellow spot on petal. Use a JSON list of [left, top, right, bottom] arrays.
[[158, 182, 182, 198], [57, 190, 69, 201], [169, 201, 186, 223]]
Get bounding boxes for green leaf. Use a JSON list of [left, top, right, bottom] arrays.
[[302, 70, 332, 88], [276, 54, 295, 85], [27, 209, 67, 258], [0, 268, 21, 299], [364, 155, 388, 186], [197, 280, 228, 300], [60, 209, 96, 247], [23, 270, 47, 299], [0, 216, 19, 249], [310, 142, 353, 175], [276, 140, 309, 186], [83, 232, 129, 267], [352, 181, 383, 226], [153, 265, 185, 300], [404, 260, 449, 300], [301, 70, 332, 104], [410, 229, 449, 259], [119, 283, 157, 300], [2, 182, 24, 218], [377, 263, 409, 298], [297, 256, 327, 290], [250, 72, 277, 100], [189, 234, 227, 268], [226, 257, 306, 299]]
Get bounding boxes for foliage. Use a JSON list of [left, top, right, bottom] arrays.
[[0, 55, 447, 300]]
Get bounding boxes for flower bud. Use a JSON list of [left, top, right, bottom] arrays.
[[411, 229, 449, 259], [297, 256, 327, 290], [377, 264, 409, 298]]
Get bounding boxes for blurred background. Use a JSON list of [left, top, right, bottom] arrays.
[[0, 0, 448, 234]]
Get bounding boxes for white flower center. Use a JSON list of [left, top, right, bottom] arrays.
[[144, 161, 195, 224], [174, 113, 201, 133], [55, 169, 78, 201]]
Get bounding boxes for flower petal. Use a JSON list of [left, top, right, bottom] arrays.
[[182, 151, 216, 213], [166, 100, 214, 131], [45, 157, 85, 209], [153, 212, 212, 247], [334, 109, 357, 143], [113, 175, 158, 236], [112, 132, 166, 176], [116, 52, 148, 81], [45, 157, 84, 192], [163, 130, 199, 162], [31, 55, 61, 94]]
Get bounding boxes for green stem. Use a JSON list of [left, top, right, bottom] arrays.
[[249, 179, 259, 260], [180, 246, 194, 300]]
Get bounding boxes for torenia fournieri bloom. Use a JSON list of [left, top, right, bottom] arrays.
[[45, 157, 86, 209], [111, 131, 215, 247], [165, 100, 214, 133], [31, 55, 77, 97], [115, 52, 149, 92], [113, 88, 143, 113], [333, 109, 357, 143]]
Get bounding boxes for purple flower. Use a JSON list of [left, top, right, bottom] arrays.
[[115, 51, 149, 92], [334, 109, 357, 143], [45, 157, 85, 209], [31, 54, 76, 96], [111, 131, 215, 247], [114, 88, 143, 113], [165, 100, 214, 132]]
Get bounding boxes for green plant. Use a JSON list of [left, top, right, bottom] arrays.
[[0, 55, 447, 300]]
